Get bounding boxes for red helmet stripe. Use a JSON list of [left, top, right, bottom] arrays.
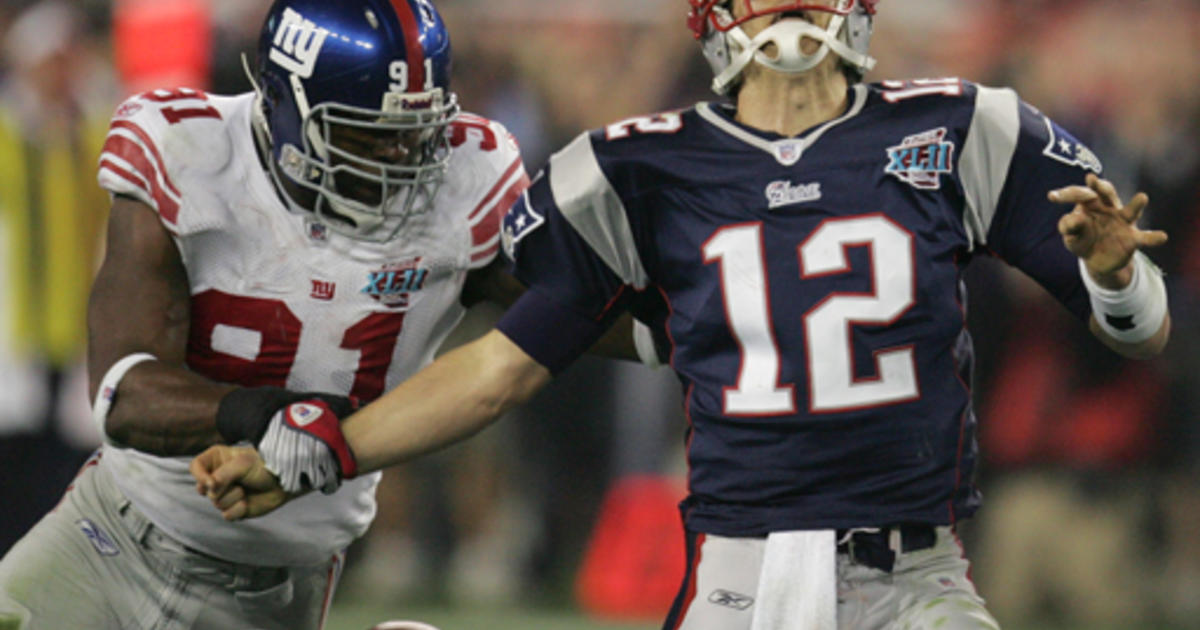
[[389, 0, 426, 92]]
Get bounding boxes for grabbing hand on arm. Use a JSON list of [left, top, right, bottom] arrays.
[[1050, 174, 1170, 358], [189, 328, 552, 519]]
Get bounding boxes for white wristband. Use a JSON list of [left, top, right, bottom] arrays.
[[1079, 252, 1167, 344], [92, 352, 157, 444]]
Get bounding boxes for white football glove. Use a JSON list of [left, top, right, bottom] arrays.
[[257, 400, 358, 494]]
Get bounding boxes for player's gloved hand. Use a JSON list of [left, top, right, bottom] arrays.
[[215, 386, 356, 446], [257, 398, 359, 494]]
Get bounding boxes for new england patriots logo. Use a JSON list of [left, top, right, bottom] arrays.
[[885, 128, 955, 191], [1041, 116, 1102, 174], [501, 192, 545, 261]]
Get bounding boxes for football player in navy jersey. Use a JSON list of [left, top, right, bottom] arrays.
[[194, 1, 1171, 628]]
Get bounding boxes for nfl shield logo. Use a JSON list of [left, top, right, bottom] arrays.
[[773, 140, 804, 166], [307, 220, 329, 243]]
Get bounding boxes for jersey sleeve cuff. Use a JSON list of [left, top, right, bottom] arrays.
[[496, 288, 611, 374]]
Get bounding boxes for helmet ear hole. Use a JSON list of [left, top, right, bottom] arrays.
[[260, 83, 279, 116]]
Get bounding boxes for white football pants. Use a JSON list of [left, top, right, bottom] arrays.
[[0, 453, 344, 630]]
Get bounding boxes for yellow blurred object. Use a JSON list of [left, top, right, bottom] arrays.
[[0, 97, 109, 367]]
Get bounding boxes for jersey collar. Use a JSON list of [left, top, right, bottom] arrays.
[[697, 84, 867, 166]]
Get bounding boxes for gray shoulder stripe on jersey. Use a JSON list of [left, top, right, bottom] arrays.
[[959, 86, 1020, 250], [696, 85, 867, 161], [548, 132, 649, 289]]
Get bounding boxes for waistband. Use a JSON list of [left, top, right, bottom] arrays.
[[835, 524, 939, 573], [116, 497, 289, 591]]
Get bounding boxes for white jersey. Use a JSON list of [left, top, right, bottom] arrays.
[[96, 88, 528, 566]]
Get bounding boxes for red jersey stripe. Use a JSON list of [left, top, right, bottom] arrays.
[[111, 120, 181, 197], [467, 157, 524, 224], [100, 139, 182, 224], [471, 171, 530, 252]]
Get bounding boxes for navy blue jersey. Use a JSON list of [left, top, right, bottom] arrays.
[[497, 79, 1100, 536]]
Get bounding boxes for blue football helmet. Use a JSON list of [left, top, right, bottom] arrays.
[[253, 0, 459, 241]]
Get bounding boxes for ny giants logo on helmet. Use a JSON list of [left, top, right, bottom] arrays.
[[269, 8, 329, 78]]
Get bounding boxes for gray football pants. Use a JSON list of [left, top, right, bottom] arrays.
[[670, 528, 1001, 630], [0, 453, 344, 630]]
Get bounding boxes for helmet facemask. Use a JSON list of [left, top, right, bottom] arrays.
[[277, 90, 460, 242], [688, 0, 878, 95]]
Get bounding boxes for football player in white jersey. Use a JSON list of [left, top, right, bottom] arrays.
[[0, 1, 577, 628]]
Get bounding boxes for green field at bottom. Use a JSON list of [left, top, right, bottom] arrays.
[[327, 601, 656, 630], [325, 602, 1183, 630]]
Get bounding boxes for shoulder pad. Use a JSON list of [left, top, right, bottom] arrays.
[[97, 88, 236, 226], [447, 113, 529, 267], [598, 110, 686, 144], [873, 78, 973, 105]]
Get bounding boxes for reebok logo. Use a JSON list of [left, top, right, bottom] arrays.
[[77, 519, 120, 557], [708, 589, 754, 610]]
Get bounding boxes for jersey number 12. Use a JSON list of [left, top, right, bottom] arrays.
[[703, 214, 919, 415]]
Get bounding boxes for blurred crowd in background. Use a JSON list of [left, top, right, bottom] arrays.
[[0, 0, 1196, 627]]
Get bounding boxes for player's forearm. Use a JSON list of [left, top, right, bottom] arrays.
[[102, 361, 237, 456], [88, 195, 228, 455], [344, 328, 551, 474]]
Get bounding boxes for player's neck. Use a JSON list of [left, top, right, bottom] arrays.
[[734, 64, 849, 138]]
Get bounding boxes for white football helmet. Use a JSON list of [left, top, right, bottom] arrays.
[[687, 0, 879, 95]]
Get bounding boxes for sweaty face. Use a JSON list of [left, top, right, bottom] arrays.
[[325, 120, 429, 207]]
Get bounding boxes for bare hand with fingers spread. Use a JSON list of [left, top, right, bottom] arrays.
[[1049, 173, 1170, 357], [1050, 173, 1169, 287], [191, 446, 290, 521]]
